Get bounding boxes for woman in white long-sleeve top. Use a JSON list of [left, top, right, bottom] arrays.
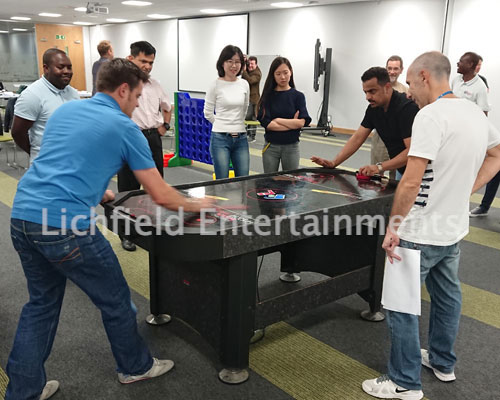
[[204, 45, 250, 179]]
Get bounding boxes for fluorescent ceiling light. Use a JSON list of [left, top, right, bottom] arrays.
[[122, 1, 152, 5], [39, 13, 62, 17], [147, 14, 171, 19], [73, 21, 93, 25], [11, 16, 31, 21], [12, 28, 28, 31], [200, 9, 228, 14], [107, 18, 128, 23], [270, 2, 303, 8], [74, 7, 87, 12], [0, 30, 9, 33]]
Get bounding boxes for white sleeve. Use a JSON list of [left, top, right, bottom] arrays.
[[487, 121, 500, 149], [14, 90, 41, 121], [475, 86, 491, 112], [203, 80, 216, 124], [159, 87, 171, 112], [407, 112, 443, 161]]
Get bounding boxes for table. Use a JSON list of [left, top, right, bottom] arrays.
[[0, 91, 19, 99], [103, 168, 396, 383]]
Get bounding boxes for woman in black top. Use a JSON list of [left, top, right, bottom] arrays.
[[257, 57, 311, 172]]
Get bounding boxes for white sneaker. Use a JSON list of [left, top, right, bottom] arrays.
[[421, 349, 456, 382], [118, 358, 174, 384], [40, 380, 60, 400], [362, 375, 423, 399]]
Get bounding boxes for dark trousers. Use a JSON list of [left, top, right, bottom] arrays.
[[480, 170, 500, 211], [117, 128, 164, 192]]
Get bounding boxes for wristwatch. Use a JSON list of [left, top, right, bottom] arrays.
[[376, 162, 384, 173], [163, 122, 170, 131]]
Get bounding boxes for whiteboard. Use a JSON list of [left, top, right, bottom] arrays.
[[178, 14, 248, 93]]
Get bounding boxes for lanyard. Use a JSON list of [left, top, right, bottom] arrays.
[[437, 90, 453, 100]]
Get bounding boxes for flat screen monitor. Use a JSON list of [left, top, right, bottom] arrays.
[[313, 39, 325, 92]]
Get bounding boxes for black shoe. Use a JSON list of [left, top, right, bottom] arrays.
[[121, 238, 136, 252]]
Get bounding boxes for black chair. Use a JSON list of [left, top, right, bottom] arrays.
[[4, 97, 17, 133]]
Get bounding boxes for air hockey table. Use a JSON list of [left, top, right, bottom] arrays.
[[103, 168, 396, 384]]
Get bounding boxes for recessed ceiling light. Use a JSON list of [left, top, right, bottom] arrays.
[[12, 28, 28, 31], [39, 13, 62, 17], [0, 30, 9, 33], [11, 16, 31, 21], [200, 9, 228, 14], [74, 7, 87, 12], [147, 13, 171, 19], [107, 18, 128, 23], [73, 21, 93, 25], [122, 1, 152, 5], [270, 2, 303, 8]]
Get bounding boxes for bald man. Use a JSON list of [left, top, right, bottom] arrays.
[[12, 48, 79, 163], [362, 51, 500, 400]]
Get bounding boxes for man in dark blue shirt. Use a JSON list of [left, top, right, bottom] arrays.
[[91, 40, 114, 96], [312, 67, 419, 178]]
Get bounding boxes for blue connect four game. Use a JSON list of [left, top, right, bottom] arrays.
[[170, 92, 212, 167]]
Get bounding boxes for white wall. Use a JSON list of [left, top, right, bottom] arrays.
[[445, 0, 500, 128], [86, 0, 499, 130], [88, 20, 178, 102], [249, 0, 444, 129]]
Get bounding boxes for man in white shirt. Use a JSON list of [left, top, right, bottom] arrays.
[[451, 51, 490, 116], [12, 48, 80, 163], [117, 41, 172, 251], [362, 51, 500, 400]]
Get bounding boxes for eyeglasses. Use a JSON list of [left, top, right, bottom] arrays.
[[225, 60, 242, 66]]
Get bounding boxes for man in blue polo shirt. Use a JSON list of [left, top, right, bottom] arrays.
[[6, 59, 212, 399], [12, 48, 80, 163]]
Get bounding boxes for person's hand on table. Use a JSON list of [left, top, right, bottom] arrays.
[[100, 190, 115, 203], [310, 156, 335, 168], [359, 164, 379, 176], [187, 197, 216, 213]]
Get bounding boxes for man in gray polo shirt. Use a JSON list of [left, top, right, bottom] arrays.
[[12, 48, 80, 163]]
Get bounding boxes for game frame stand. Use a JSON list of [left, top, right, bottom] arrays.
[[103, 168, 396, 384]]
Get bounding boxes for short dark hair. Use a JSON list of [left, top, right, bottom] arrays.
[[43, 48, 68, 66], [216, 45, 244, 77], [386, 55, 403, 69], [361, 67, 390, 86], [97, 40, 112, 56], [96, 58, 149, 93], [462, 52, 480, 69], [130, 41, 156, 57], [248, 56, 258, 64]]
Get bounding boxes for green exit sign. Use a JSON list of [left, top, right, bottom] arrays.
[[55, 34, 65, 40]]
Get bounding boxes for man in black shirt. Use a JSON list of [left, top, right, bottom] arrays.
[[311, 67, 419, 177]]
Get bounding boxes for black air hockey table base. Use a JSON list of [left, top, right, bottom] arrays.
[[104, 168, 396, 383]]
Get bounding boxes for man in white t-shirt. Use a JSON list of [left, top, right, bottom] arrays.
[[451, 51, 490, 115], [362, 51, 500, 400]]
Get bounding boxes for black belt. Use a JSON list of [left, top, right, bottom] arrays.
[[214, 131, 246, 137], [142, 128, 159, 136]]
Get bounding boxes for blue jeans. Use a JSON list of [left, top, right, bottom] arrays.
[[6, 219, 153, 399], [480, 170, 500, 211], [210, 132, 250, 179], [386, 239, 462, 390]]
